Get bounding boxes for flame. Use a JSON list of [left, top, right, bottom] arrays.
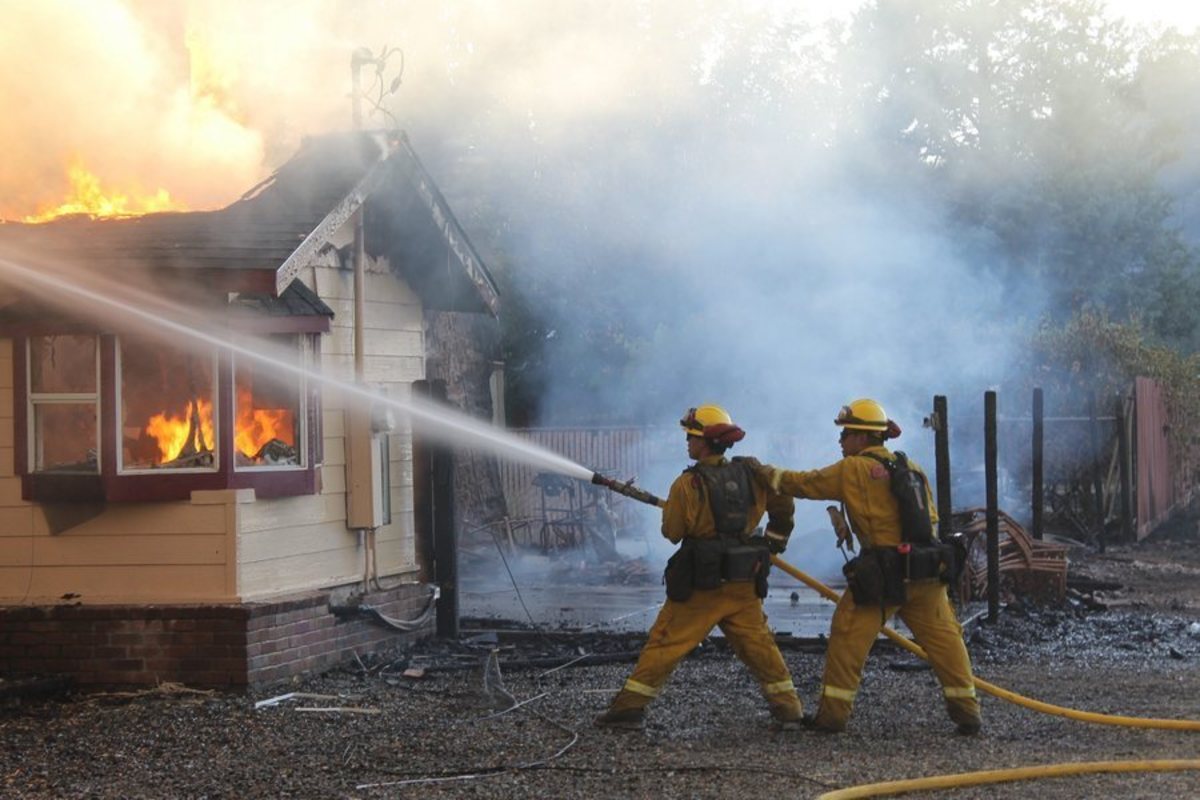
[[234, 387, 295, 459], [23, 161, 186, 223], [144, 388, 295, 465], [146, 399, 215, 463]]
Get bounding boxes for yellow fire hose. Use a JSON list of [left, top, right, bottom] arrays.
[[770, 555, 1200, 731], [814, 759, 1200, 800], [766, 555, 1200, 797]]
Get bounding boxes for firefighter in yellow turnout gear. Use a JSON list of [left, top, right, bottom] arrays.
[[595, 404, 805, 730], [757, 399, 981, 735]]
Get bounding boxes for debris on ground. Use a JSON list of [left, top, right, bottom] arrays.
[[3, 529, 1199, 798]]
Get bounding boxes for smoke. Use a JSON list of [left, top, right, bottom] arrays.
[[0, 0, 1051, 577]]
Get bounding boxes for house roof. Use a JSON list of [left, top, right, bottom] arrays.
[[0, 131, 500, 316]]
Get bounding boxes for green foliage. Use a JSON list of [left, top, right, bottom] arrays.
[[845, 0, 1200, 347], [1016, 309, 1200, 445]]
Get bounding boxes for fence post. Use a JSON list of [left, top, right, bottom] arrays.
[[985, 391, 1000, 623], [1115, 393, 1134, 542], [933, 395, 952, 534], [1088, 392, 1106, 553], [1032, 387, 1043, 541]]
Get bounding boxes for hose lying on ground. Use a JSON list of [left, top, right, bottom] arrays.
[[814, 759, 1200, 800], [769, 555, 1200, 731]]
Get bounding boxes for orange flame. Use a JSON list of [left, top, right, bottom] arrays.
[[146, 399, 215, 463], [23, 161, 186, 223], [144, 389, 295, 465], [235, 387, 295, 459]]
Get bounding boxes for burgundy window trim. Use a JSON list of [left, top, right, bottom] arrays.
[[14, 333, 322, 503]]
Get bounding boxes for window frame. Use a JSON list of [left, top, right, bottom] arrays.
[[14, 332, 322, 503], [116, 338, 221, 476], [231, 334, 310, 474], [25, 334, 101, 475]]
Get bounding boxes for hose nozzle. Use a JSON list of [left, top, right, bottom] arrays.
[[591, 472, 666, 508]]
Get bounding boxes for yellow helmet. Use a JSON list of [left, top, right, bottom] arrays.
[[835, 398, 889, 432], [680, 404, 734, 437]]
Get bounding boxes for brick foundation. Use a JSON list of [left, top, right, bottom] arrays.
[[0, 583, 433, 689]]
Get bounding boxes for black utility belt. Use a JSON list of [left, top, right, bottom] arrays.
[[663, 538, 770, 602], [843, 543, 958, 606]]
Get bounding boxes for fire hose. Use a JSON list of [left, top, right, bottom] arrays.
[[592, 471, 1200, 730], [814, 760, 1200, 800]]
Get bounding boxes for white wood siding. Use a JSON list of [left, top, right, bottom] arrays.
[[0, 346, 243, 604], [0, 249, 426, 605], [235, 257, 423, 599]]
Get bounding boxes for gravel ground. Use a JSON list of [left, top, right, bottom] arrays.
[[3, 533, 1200, 799]]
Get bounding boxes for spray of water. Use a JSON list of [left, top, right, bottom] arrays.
[[0, 255, 596, 483]]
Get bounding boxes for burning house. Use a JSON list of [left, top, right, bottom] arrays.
[[0, 131, 499, 687]]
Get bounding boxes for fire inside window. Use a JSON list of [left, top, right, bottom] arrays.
[[119, 339, 218, 472], [31, 335, 308, 475], [233, 335, 305, 470], [28, 335, 99, 473]]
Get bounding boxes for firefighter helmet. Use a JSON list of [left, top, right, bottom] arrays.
[[835, 398, 889, 432], [680, 404, 734, 437]]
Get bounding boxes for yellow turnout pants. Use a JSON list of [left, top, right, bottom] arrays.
[[815, 579, 980, 730], [608, 581, 802, 719]]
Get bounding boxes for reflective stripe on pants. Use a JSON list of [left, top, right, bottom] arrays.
[[816, 581, 980, 730], [822, 684, 857, 702], [624, 679, 659, 698], [606, 581, 802, 717]]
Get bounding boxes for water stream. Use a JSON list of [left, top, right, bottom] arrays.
[[0, 255, 596, 482]]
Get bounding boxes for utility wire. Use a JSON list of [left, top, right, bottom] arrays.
[[483, 521, 540, 629]]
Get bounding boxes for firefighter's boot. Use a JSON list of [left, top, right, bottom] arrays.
[[595, 689, 650, 730], [594, 707, 645, 730], [769, 704, 803, 731], [949, 704, 982, 736], [802, 709, 847, 733]]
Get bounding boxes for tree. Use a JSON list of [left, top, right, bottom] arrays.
[[842, 0, 1200, 346]]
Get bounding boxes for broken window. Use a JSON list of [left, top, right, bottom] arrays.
[[119, 338, 217, 471], [233, 335, 306, 469], [28, 335, 99, 473]]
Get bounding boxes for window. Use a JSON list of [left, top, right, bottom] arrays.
[[118, 338, 218, 472], [27, 335, 99, 474], [233, 336, 307, 470], [15, 332, 321, 502]]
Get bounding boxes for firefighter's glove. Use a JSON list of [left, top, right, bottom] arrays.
[[764, 529, 788, 554]]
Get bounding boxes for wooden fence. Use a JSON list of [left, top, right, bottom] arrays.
[[497, 426, 811, 529]]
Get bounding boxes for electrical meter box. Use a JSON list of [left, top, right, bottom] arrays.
[[345, 400, 392, 529]]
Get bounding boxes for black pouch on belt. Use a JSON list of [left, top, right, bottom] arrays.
[[692, 538, 726, 591], [880, 548, 907, 605], [723, 544, 771, 598], [844, 548, 906, 606], [663, 544, 695, 602], [723, 544, 765, 582], [940, 536, 967, 585]]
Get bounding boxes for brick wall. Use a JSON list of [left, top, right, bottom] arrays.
[[0, 582, 433, 688]]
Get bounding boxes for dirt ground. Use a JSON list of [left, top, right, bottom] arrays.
[[3, 526, 1200, 799]]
